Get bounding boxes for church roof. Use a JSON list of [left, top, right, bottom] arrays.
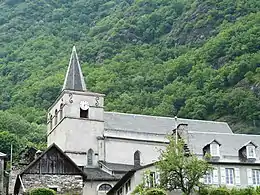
[[62, 46, 86, 91], [104, 112, 233, 134]]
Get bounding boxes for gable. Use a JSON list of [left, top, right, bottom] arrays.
[[21, 144, 86, 177]]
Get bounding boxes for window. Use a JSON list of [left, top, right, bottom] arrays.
[[98, 184, 112, 192], [247, 145, 256, 158], [225, 168, 234, 185], [134, 151, 140, 166], [54, 109, 58, 125], [210, 143, 220, 156], [60, 104, 64, 120], [117, 188, 123, 195], [125, 180, 131, 193], [252, 169, 260, 185], [49, 115, 53, 130], [204, 171, 213, 184], [149, 172, 156, 187], [144, 172, 156, 188], [87, 149, 93, 166], [80, 108, 89, 118]]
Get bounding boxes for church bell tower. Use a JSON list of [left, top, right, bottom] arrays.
[[47, 46, 105, 166]]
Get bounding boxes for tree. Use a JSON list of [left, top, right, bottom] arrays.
[[157, 136, 212, 195]]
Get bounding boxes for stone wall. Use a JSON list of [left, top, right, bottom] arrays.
[[21, 174, 83, 194], [9, 165, 27, 194]]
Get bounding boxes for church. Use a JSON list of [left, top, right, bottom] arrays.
[[13, 47, 260, 195]]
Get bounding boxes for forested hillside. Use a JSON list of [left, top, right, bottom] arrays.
[[0, 0, 259, 158]]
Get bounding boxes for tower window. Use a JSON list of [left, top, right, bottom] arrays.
[[80, 108, 89, 118], [54, 109, 58, 125], [49, 115, 53, 130], [87, 149, 93, 166], [60, 104, 64, 120], [134, 150, 141, 166]]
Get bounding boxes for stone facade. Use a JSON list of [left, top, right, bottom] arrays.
[[20, 174, 83, 194]]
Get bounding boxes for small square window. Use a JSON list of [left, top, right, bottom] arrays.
[[80, 108, 89, 118]]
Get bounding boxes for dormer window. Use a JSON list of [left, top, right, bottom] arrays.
[[239, 141, 257, 161], [210, 143, 220, 157], [247, 145, 256, 159], [203, 139, 221, 158]]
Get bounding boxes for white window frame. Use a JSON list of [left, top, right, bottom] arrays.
[[247, 145, 256, 159], [117, 187, 123, 195], [204, 171, 213, 184], [125, 179, 131, 194], [252, 169, 260, 185], [210, 143, 220, 157], [225, 168, 234, 185]]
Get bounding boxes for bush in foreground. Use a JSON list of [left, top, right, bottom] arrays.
[[145, 188, 167, 195], [29, 188, 56, 195]]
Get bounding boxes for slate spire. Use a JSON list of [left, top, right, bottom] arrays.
[[62, 46, 87, 91]]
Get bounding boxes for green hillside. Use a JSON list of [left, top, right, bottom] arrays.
[[0, 0, 259, 157]]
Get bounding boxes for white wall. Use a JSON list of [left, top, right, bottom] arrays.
[[83, 181, 117, 195], [104, 137, 166, 165]]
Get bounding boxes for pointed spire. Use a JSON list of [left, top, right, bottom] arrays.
[[62, 46, 87, 91]]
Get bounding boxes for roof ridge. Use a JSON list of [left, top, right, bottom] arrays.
[[189, 131, 260, 137], [104, 111, 229, 124]]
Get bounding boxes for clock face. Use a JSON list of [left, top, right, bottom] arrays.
[[80, 101, 89, 110]]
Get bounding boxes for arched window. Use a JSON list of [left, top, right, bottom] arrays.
[[60, 104, 64, 120], [134, 150, 141, 166], [54, 109, 58, 125], [49, 115, 53, 130], [87, 149, 94, 166], [98, 184, 112, 192]]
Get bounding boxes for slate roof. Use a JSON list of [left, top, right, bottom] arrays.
[[0, 151, 6, 158], [62, 46, 86, 91], [104, 112, 232, 134], [84, 168, 121, 181], [187, 132, 260, 157], [107, 162, 155, 195], [100, 161, 134, 172]]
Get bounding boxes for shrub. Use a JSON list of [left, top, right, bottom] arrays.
[[231, 187, 258, 195], [29, 188, 56, 195], [144, 188, 167, 195], [209, 188, 230, 195], [198, 186, 210, 195]]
